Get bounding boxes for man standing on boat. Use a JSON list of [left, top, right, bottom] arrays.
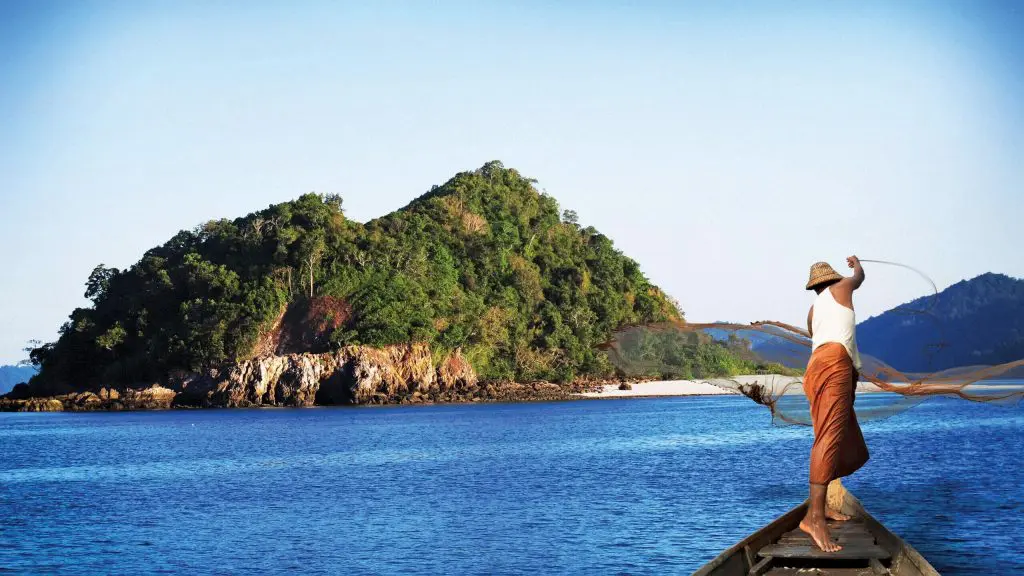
[[800, 256, 870, 552]]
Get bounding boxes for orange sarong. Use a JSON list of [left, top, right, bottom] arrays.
[[803, 342, 869, 485]]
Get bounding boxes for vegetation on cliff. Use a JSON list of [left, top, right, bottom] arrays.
[[28, 162, 690, 392]]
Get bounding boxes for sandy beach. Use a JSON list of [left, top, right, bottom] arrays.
[[575, 379, 741, 398], [576, 376, 1024, 400], [575, 374, 813, 399]]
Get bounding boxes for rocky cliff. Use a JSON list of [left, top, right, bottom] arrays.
[[0, 344, 585, 412]]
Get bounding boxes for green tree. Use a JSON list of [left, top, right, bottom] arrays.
[[85, 264, 119, 303]]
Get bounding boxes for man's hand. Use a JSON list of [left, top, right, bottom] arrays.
[[831, 255, 866, 308], [846, 255, 865, 290]]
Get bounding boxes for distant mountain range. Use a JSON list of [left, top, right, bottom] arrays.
[[0, 365, 37, 395], [858, 273, 1024, 373]]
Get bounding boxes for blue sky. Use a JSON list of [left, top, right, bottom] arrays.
[[1, 0, 1022, 364]]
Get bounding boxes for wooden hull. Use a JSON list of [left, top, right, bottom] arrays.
[[692, 483, 939, 576]]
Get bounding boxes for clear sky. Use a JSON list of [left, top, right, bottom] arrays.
[[1, 0, 1022, 364]]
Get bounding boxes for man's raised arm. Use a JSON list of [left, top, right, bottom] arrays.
[[846, 255, 865, 290]]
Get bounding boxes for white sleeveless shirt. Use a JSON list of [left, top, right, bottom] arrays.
[[811, 287, 862, 370]]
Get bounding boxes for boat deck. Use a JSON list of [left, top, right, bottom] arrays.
[[765, 565, 892, 569], [754, 518, 891, 575], [693, 482, 938, 576]]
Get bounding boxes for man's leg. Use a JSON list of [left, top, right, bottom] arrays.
[[800, 483, 841, 552]]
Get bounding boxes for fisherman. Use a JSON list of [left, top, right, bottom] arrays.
[[799, 256, 870, 552]]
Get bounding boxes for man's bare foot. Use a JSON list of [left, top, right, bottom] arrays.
[[825, 508, 851, 522], [799, 514, 842, 552]]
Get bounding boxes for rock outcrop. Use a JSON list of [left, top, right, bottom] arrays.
[[0, 344, 591, 412], [0, 385, 176, 412]]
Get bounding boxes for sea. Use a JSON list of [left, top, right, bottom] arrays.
[[1, 394, 1021, 575]]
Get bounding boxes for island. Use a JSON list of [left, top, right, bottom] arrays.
[[3, 162, 766, 411]]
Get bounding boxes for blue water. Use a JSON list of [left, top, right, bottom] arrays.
[[1, 397, 1021, 575]]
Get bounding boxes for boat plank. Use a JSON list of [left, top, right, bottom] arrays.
[[781, 526, 874, 538], [775, 535, 878, 547], [758, 541, 890, 560], [765, 565, 884, 569], [778, 532, 876, 544], [775, 527, 871, 539], [824, 522, 874, 533]]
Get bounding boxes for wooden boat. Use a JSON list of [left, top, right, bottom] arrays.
[[693, 482, 939, 576]]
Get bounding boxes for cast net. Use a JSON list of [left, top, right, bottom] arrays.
[[600, 260, 1024, 426]]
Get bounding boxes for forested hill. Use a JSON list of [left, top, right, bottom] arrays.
[[857, 273, 1024, 372], [28, 162, 680, 391]]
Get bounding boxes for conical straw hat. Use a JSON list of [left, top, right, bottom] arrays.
[[806, 261, 843, 290]]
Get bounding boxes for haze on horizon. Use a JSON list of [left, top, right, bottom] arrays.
[[2, 0, 1022, 364]]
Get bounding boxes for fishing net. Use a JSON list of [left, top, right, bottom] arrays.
[[600, 260, 1024, 426]]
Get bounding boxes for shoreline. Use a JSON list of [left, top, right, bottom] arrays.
[[573, 379, 740, 399], [1, 377, 753, 412], [6, 376, 1019, 413]]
